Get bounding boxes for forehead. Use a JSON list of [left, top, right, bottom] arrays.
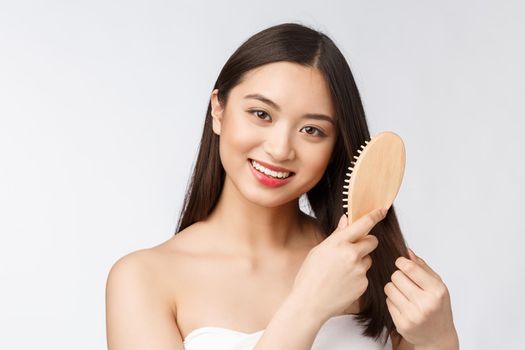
[[230, 61, 335, 117]]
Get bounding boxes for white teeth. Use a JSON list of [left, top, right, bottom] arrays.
[[251, 160, 291, 179]]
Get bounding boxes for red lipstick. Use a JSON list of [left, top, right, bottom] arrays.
[[248, 159, 294, 188]]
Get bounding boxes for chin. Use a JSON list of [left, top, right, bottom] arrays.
[[241, 186, 299, 209]]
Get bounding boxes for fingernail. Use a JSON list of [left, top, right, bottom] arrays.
[[338, 214, 348, 228], [381, 208, 388, 217]]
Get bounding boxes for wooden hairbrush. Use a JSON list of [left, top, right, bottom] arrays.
[[343, 131, 406, 225]]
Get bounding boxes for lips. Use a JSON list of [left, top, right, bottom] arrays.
[[247, 159, 295, 188], [248, 158, 295, 174]]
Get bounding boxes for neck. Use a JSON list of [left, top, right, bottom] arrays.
[[204, 175, 314, 256]]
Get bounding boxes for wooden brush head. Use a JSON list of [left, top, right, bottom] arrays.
[[343, 131, 406, 225]]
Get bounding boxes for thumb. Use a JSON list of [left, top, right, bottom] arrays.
[[337, 214, 348, 229], [407, 247, 417, 261], [408, 247, 425, 265]]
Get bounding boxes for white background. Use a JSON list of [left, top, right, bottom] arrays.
[[1, 1, 523, 349]]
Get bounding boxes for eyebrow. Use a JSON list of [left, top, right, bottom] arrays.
[[243, 93, 335, 125]]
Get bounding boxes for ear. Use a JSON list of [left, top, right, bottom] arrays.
[[210, 89, 225, 135]]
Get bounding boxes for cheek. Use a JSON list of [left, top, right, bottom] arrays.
[[294, 142, 334, 190], [303, 142, 333, 172], [219, 115, 258, 166]]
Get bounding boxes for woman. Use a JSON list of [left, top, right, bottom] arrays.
[[106, 22, 459, 350]]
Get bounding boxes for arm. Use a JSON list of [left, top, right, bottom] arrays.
[[391, 331, 459, 350], [253, 290, 328, 350], [252, 209, 388, 349], [105, 251, 184, 350], [391, 331, 415, 350]]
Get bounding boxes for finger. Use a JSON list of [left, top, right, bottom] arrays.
[[335, 208, 386, 243], [390, 269, 425, 304], [363, 254, 373, 270], [352, 234, 379, 258], [410, 249, 438, 277], [407, 247, 428, 266], [408, 247, 430, 269], [384, 281, 417, 317], [405, 248, 442, 281], [407, 247, 418, 261], [337, 213, 348, 229], [385, 297, 404, 325], [395, 257, 442, 292]]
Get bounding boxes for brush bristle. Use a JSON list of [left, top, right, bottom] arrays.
[[342, 138, 372, 215]]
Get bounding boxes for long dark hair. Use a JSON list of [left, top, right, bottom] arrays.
[[175, 22, 408, 346]]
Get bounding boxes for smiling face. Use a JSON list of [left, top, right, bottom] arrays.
[[210, 61, 337, 208]]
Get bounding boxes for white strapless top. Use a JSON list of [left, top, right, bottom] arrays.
[[183, 314, 392, 350]]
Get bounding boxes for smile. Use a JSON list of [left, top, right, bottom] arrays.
[[248, 159, 295, 188], [250, 159, 293, 179]]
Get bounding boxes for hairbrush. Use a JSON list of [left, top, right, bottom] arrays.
[[343, 131, 406, 225]]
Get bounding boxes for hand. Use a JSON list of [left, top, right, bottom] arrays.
[[384, 248, 459, 349], [291, 208, 387, 322]]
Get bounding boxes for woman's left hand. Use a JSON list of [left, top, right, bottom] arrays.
[[384, 248, 459, 349]]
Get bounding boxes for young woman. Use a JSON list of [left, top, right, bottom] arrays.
[[106, 23, 459, 350]]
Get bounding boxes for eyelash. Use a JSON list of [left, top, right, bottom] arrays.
[[248, 109, 326, 137]]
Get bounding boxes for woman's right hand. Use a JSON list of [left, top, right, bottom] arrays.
[[291, 207, 387, 322]]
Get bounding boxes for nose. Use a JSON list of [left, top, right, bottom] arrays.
[[262, 125, 296, 162]]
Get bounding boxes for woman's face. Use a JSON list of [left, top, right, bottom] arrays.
[[210, 61, 337, 208]]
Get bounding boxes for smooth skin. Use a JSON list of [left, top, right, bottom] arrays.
[[105, 61, 458, 349], [105, 207, 385, 350], [386, 249, 459, 349], [252, 208, 385, 350]]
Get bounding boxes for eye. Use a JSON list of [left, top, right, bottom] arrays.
[[249, 109, 271, 121], [301, 126, 326, 137], [248, 109, 326, 137]]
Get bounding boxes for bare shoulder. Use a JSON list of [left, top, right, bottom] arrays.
[[106, 224, 203, 315], [106, 250, 182, 349], [106, 224, 207, 311], [105, 229, 201, 350], [106, 248, 171, 300]]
